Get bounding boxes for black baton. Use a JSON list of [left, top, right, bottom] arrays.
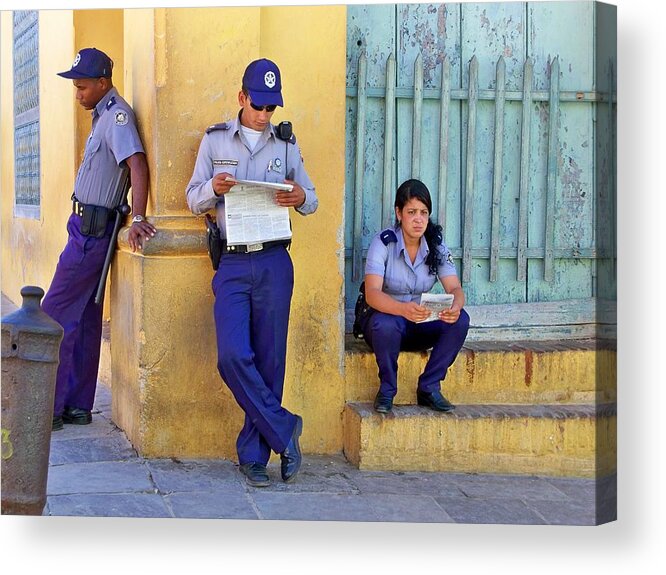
[[95, 203, 131, 306]]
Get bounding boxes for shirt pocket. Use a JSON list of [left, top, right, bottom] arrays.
[[83, 137, 102, 170], [264, 156, 287, 184]]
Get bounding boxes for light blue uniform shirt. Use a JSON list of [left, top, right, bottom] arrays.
[[74, 87, 144, 208], [365, 226, 458, 303], [185, 114, 317, 238]]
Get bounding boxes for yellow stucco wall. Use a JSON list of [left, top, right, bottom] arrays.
[[1, 11, 75, 304], [261, 5, 348, 454], [108, 5, 347, 458], [0, 10, 123, 309]]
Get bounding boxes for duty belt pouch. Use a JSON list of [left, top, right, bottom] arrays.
[[205, 213, 223, 270], [353, 281, 375, 339], [80, 205, 111, 238]]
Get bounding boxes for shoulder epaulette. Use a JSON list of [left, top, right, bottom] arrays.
[[206, 122, 230, 134], [380, 229, 398, 245], [105, 96, 116, 110]]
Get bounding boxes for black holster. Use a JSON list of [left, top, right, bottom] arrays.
[[81, 205, 112, 238], [352, 281, 375, 339], [205, 214, 223, 270]]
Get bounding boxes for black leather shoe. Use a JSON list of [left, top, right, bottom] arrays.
[[373, 393, 393, 414], [239, 462, 270, 487], [417, 390, 455, 412], [280, 415, 303, 482], [62, 406, 92, 425], [52, 416, 64, 431]]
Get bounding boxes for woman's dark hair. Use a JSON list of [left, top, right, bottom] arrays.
[[395, 179, 443, 275]]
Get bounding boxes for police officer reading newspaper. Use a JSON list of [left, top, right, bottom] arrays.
[[186, 59, 317, 487], [44, 48, 156, 432]]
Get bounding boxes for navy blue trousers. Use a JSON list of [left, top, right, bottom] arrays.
[[362, 308, 470, 398], [42, 213, 113, 417], [212, 245, 299, 466]]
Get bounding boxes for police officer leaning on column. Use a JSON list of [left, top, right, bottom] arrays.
[[44, 48, 156, 431], [185, 59, 318, 487]]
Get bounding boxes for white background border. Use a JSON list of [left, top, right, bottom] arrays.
[[2, 0, 663, 572]]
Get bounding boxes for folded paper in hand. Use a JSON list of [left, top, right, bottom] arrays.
[[417, 293, 454, 323]]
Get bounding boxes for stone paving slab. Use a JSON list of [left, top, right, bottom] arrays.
[[348, 469, 467, 497], [146, 459, 246, 494], [525, 498, 597, 526], [435, 496, 548, 525], [165, 491, 260, 520], [49, 414, 120, 442], [47, 460, 155, 496], [257, 457, 361, 494], [46, 493, 172, 518], [450, 473, 573, 501], [250, 491, 455, 523], [49, 434, 137, 465], [251, 492, 389, 522]]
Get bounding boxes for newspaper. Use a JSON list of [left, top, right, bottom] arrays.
[[223, 178, 293, 246], [417, 293, 454, 323]]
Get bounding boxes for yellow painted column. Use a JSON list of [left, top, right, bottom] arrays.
[[112, 6, 347, 458]]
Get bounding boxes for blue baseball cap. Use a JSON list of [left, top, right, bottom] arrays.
[[57, 48, 114, 79], [242, 58, 283, 107]]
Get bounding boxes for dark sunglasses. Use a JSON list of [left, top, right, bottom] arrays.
[[250, 102, 277, 112]]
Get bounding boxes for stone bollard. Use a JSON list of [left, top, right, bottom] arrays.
[[1, 286, 63, 515]]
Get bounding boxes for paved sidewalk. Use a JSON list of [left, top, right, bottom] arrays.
[[3, 292, 615, 524], [43, 384, 615, 524]]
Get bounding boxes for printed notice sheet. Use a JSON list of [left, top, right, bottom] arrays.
[[417, 293, 454, 323], [224, 178, 293, 246]]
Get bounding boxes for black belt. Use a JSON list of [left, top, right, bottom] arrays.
[[222, 239, 291, 254], [72, 199, 113, 216], [72, 200, 87, 216]]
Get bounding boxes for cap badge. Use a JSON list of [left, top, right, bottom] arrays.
[[264, 71, 276, 88], [114, 111, 128, 126], [73, 53, 81, 67]]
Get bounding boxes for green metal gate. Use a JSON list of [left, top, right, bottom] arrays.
[[344, 1, 616, 341]]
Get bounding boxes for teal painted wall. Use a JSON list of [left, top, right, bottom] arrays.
[[344, 1, 616, 335]]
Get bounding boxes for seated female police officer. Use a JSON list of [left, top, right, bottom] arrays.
[[361, 178, 470, 414]]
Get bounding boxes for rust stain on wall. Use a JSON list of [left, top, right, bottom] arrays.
[[524, 349, 533, 387]]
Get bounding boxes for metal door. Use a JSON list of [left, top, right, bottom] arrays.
[[344, 2, 616, 340]]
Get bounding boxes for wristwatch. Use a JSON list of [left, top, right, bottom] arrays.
[[132, 215, 146, 224]]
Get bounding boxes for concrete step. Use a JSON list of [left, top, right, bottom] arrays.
[[343, 402, 616, 478], [345, 335, 616, 406]]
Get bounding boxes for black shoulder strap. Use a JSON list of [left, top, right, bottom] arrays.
[[380, 229, 398, 245]]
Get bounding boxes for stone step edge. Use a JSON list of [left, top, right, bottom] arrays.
[[345, 335, 617, 354], [345, 402, 617, 420]]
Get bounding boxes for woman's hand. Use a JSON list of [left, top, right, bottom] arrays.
[[439, 303, 461, 324], [402, 301, 431, 323]]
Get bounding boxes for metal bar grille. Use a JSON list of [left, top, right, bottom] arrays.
[[489, 57, 506, 282], [544, 58, 560, 282], [462, 55, 478, 284], [351, 52, 368, 282], [13, 10, 40, 210], [437, 56, 451, 237], [381, 54, 396, 229], [348, 52, 615, 285]]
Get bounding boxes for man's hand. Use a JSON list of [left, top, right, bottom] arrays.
[[128, 219, 157, 252], [212, 172, 237, 196], [275, 180, 306, 208]]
